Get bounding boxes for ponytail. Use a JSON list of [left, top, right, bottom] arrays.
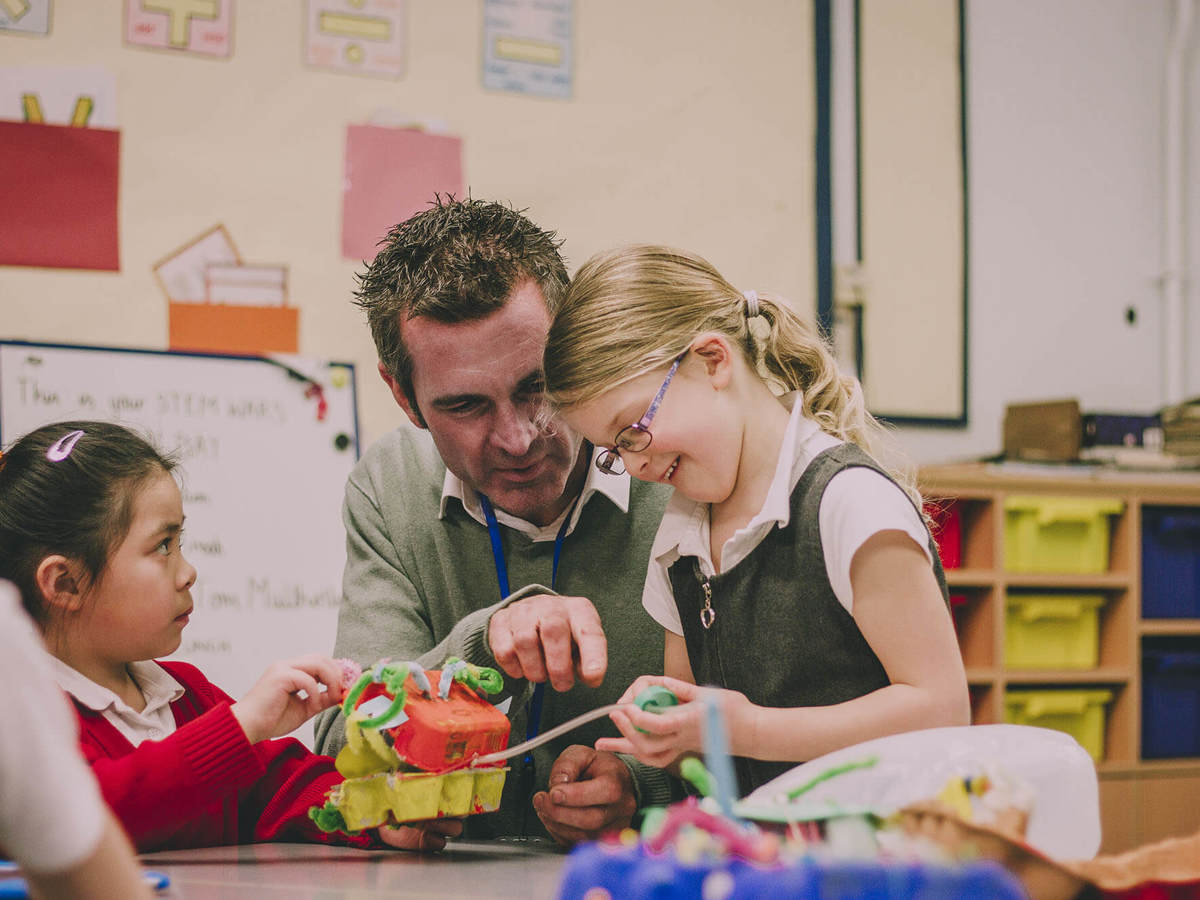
[[753, 295, 922, 508]]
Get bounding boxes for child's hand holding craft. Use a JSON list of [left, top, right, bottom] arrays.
[[231, 654, 348, 743], [596, 675, 756, 769], [375, 818, 465, 852]]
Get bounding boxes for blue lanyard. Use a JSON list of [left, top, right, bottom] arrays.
[[478, 492, 578, 747]]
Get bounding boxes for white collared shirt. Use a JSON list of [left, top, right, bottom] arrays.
[[52, 657, 185, 747], [643, 392, 931, 635], [438, 444, 631, 541]]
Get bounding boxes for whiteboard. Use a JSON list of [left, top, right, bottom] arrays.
[[0, 341, 359, 740]]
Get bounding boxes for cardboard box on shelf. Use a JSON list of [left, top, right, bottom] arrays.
[[1002, 399, 1082, 462]]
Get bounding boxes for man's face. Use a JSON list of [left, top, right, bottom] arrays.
[[381, 279, 584, 526]]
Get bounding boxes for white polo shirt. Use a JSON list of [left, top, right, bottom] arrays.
[[51, 657, 185, 748], [439, 444, 631, 541], [643, 392, 931, 636]]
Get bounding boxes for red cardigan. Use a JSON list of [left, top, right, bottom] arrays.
[[70, 660, 375, 853]]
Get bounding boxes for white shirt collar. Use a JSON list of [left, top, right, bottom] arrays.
[[438, 444, 631, 542], [650, 391, 824, 568], [51, 657, 184, 716]]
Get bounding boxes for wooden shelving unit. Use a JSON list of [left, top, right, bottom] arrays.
[[919, 463, 1200, 855]]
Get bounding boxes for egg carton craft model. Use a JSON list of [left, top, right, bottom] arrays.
[[309, 658, 511, 834]]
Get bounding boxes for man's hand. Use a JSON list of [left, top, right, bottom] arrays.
[[488, 594, 607, 692], [531, 745, 636, 846]]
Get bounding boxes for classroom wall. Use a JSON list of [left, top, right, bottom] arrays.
[[0, 0, 812, 450], [896, 0, 1200, 463], [3, 1, 1197, 464]]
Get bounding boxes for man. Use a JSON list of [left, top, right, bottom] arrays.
[[314, 198, 675, 843]]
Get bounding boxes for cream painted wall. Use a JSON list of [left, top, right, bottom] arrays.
[[7, 2, 1195, 468], [1, 1, 814, 448]]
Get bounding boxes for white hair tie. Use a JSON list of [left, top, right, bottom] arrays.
[[742, 289, 761, 319]]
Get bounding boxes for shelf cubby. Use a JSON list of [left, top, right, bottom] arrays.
[[919, 463, 1200, 853]]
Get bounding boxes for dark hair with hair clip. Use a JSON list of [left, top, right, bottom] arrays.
[[353, 195, 569, 414], [0, 420, 176, 624]]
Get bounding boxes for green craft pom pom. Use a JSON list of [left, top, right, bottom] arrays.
[[634, 685, 678, 714], [633, 685, 678, 734], [308, 801, 351, 834], [449, 660, 504, 695], [679, 757, 715, 798], [471, 666, 504, 695], [639, 805, 668, 839], [380, 662, 409, 695]]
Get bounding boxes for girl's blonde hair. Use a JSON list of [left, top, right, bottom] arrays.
[[544, 245, 922, 506]]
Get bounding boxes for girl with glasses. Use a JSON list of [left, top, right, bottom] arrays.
[[543, 245, 969, 795]]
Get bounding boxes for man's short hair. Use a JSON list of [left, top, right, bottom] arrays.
[[354, 196, 569, 409]]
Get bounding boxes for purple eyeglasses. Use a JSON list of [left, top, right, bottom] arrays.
[[595, 351, 688, 476]]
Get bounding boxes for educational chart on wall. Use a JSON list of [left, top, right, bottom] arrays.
[[124, 0, 233, 58], [482, 0, 573, 100], [0, 341, 359, 743], [0, 0, 51, 36], [305, 0, 406, 79]]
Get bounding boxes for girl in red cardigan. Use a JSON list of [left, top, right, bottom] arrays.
[[0, 420, 461, 853]]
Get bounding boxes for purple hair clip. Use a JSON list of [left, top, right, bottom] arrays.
[[46, 429, 85, 462]]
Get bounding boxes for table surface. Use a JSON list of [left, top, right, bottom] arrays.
[[139, 840, 570, 899]]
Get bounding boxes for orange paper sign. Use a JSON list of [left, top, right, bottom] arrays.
[[168, 302, 298, 355]]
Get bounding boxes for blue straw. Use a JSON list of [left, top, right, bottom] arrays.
[[702, 690, 742, 821]]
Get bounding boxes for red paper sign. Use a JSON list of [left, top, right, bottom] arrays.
[[0, 121, 120, 271]]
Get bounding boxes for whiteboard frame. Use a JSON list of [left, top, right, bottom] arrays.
[[0, 339, 361, 453]]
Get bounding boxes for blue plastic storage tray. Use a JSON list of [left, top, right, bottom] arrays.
[[1142, 641, 1200, 759], [1142, 507, 1200, 618]]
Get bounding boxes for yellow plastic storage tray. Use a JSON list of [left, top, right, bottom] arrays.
[[1004, 495, 1124, 573], [1005, 594, 1106, 669], [1004, 689, 1112, 761]]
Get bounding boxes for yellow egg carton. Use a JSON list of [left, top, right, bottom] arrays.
[[327, 766, 509, 831], [309, 658, 511, 834]]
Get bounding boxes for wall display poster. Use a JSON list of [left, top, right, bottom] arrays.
[[153, 225, 241, 303], [0, 65, 117, 128], [341, 124, 463, 261], [0, 120, 119, 271], [0, 0, 51, 36], [125, 0, 233, 58], [305, 0, 406, 79], [482, 0, 572, 100], [154, 226, 297, 355]]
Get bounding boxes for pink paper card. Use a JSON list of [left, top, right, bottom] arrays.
[[341, 125, 463, 261]]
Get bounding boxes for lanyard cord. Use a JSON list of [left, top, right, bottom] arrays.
[[478, 491, 579, 748]]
